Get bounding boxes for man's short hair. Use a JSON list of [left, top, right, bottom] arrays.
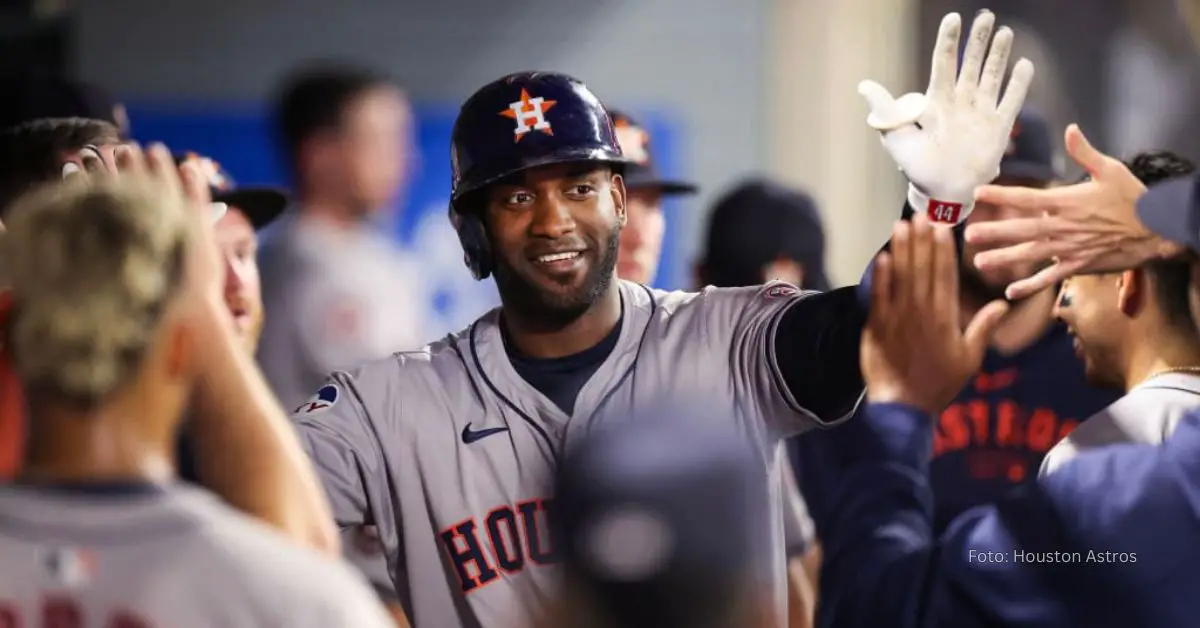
[[273, 64, 393, 179], [1124, 151, 1198, 332], [1, 177, 190, 406], [0, 117, 120, 214]]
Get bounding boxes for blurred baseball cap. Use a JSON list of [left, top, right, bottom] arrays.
[[999, 108, 1061, 183], [174, 153, 287, 230], [1136, 174, 1200, 252], [554, 407, 770, 628], [700, 179, 830, 291], [0, 75, 122, 131], [608, 109, 698, 195]]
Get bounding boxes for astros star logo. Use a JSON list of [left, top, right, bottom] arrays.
[[499, 88, 557, 142]]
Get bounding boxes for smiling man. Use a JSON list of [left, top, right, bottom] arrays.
[[1041, 150, 1200, 476]]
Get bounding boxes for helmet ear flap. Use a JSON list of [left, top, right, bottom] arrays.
[[449, 198, 493, 281]]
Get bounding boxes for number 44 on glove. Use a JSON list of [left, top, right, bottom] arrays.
[[860, 10, 1035, 224]]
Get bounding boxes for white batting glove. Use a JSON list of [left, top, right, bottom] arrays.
[[859, 10, 1035, 224]]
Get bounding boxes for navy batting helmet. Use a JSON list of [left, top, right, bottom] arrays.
[[449, 71, 628, 280]]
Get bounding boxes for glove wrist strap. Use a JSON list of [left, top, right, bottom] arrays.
[[907, 184, 972, 225]]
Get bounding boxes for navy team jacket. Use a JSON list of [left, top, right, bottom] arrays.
[[796, 401, 1200, 627]]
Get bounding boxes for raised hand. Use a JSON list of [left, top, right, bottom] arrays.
[[862, 213, 1009, 415], [859, 10, 1035, 224], [966, 124, 1186, 300]]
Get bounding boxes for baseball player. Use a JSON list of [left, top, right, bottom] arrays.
[[0, 163, 391, 627], [289, 10, 1033, 626], [1040, 150, 1200, 476], [606, 109, 697, 285], [924, 108, 1117, 533], [0, 128, 338, 552], [257, 64, 427, 410], [695, 178, 830, 292], [550, 409, 776, 628]]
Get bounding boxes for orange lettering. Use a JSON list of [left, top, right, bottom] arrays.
[[967, 399, 990, 445], [935, 404, 970, 456], [1026, 409, 1059, 452], [994, 399, 1020, 446]]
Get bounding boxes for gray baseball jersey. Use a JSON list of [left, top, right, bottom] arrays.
[[0, 483, 394, 628], [1040, 373, 1200, 477], [292, 279, 863, 627], [257, 211, 428, 409], [780, 449, 816, 557]]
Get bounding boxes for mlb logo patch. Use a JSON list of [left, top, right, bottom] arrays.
[[294, 384, 339, 415], [40, 546, 96, 587]]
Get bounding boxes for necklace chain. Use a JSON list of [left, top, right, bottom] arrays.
[[1139, 366, 1200, 387]]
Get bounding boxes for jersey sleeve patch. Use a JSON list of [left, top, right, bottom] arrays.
[[293, 384, 340, 416], [764, 283, 801, 299]]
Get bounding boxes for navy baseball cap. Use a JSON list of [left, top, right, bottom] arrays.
[[608, 110, 697, 195], [998, 108, 1060, 182], [555, 409, 770, 628], [174, 153, 287, 230], [700, 179, 830, 291], [1136, 174, 1200, 252]]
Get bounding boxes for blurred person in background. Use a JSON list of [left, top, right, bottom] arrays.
[[174, 154, 287, 354], [693, 177, 831, 625], [257, 64, 420, 625], [928, 108, 1116, 533], [258, 63, 425, 409], [695, 179, 831, 292], [0, 168, 391, 627], [608, 109, 697, 285], [1041, 150, 1200, 476], [0, 130, 338, 551], [547, 412, 777, 628]]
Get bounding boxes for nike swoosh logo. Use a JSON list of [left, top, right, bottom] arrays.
[[461, 424, 510, 444]]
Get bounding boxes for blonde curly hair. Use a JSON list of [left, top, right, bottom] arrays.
[[1, 176, 191, 406]]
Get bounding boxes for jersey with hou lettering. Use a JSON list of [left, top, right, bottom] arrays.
[[291, 279, 861, 627], [0, 484, 395, 628]]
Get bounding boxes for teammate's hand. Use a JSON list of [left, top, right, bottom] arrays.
[[63, 142, 230, 325], [859, 10, 1034, 224], [965, 124, 1187, 300], [861, 214, 1009, 415]]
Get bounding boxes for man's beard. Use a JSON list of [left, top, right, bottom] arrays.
[[242, 312, 264, 354], [492, 224, 620, 328]]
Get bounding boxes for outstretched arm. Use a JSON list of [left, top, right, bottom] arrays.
[[803, 399, 1199, 628], [768, 10, 1030, 425]]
